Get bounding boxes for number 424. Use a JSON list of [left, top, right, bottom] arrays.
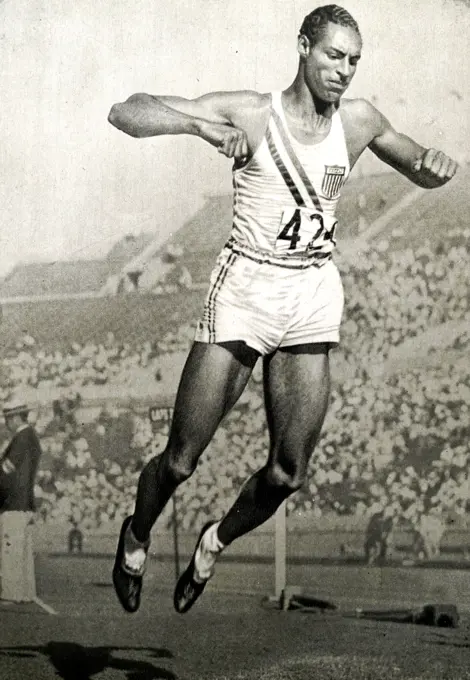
[[277, 209, 337, 250]]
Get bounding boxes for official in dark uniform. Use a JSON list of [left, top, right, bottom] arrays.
[[0, 399, 43, 601]]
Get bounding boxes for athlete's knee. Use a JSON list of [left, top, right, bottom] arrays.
[[264, 461, 305, 495], [139, 449, 198, 487], [166, 457, 197, 485], [163, 445, 200, 485]]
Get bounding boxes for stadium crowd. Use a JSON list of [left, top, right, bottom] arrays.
[[0, 235, 468, 559]]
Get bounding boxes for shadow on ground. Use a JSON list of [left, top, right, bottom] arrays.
[[0, 641, 177, 680], [424, 632, 470, 650]]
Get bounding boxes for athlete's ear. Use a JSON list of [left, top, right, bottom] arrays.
[[297, 34, 311, 60]]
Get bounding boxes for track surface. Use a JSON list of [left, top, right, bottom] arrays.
[[1, 556, 470, 679]]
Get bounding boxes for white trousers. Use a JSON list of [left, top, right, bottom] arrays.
[[0, 511, 36, 602]]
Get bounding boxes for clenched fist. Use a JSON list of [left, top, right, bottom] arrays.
[[198, 120, 249, 162], [413, 148, 458, 188]]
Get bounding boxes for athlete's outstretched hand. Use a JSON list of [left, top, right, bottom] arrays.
[[198, 119, 249, 162], [412, 148, 458, 188]]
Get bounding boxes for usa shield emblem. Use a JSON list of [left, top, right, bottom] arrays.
[[321, 165, 346, 199]]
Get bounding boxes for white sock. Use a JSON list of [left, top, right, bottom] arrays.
[[123, 525, 150, 575], [194, 522, 224, 583]]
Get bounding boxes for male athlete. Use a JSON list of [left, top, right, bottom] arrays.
[[108, 5, 457, 614]]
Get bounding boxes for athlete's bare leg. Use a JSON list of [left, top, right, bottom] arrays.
[[217, 342, 331, 545], [113, 339, 259, 612], [173, 342, 331, 613], [131, 340, 259, 543]]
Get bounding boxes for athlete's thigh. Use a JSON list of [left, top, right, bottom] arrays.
[[263, 343, 331, 466], [168, 340, 259, 454]]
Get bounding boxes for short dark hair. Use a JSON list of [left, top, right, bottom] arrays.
[[299, 5, 361, 46]]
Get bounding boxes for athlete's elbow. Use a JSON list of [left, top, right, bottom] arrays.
[[107, 102, 119, 123], [107, 100, 145, 138]]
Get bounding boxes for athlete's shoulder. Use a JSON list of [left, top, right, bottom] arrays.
[[227, 90, 269, 105], [196, 89, 270, 129], [199, 89, 269, 110], [215, 91, 272, 139], [229, 90, 272, 118], [339, 98, 385, 135], [233, 90, 270, 106]]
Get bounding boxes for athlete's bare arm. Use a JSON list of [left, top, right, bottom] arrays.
[[108, 90, 270, 162], [341, 99, 458, 189]]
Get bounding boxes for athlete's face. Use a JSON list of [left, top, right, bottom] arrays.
[[300, 23, 362, 103]]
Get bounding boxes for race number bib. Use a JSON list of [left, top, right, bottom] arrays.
[[275, 207, 338, 255]]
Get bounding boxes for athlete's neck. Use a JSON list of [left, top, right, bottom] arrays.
[[282, 83, 336, 133]]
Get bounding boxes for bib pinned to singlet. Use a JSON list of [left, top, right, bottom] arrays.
[[276, 206, 337, 256]]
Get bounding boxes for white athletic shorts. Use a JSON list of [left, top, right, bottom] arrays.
[[194, 241, 344, 355]]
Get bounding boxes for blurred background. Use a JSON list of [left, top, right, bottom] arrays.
[[1, 0, 469, 274], [0, 0, 468, 566]]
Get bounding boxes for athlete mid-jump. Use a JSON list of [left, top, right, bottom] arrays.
[[108, 4, 458, 615]]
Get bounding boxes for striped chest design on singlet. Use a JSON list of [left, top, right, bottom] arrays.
[[231, 91, 350, 265]]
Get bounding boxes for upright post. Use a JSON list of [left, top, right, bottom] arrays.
[[274, 501, 287, 602], [172, 493, 180, 581]]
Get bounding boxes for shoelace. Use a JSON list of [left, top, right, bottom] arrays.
[[124, 548, 147, 576], [183, 582, 194, 600], [129, 580, 140, 597]]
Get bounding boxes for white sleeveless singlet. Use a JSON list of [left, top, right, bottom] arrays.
[[229, 91, 350, 267]]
